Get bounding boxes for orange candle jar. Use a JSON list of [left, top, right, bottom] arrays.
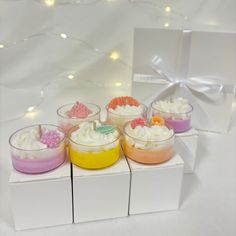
[[123, 118, 174, 164]]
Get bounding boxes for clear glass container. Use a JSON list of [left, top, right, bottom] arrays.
[[106, 103, 148, 131], [151, 102, 193, 133], [68, 123, 121, 169], [9, 124, 66, 174], [57, 102, 101, 133], [123, 122, 174, 164]]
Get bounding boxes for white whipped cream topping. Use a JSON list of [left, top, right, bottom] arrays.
[[152, 97, 191, 113], [11, 126, 64, 159], [70, 121, 119, 151], [109, 104, 143, 116], [125, 124, 173, 149], [152, 97, 192, 120], [12, 127, 47, 150]]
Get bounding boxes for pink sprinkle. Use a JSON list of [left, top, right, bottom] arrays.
[[40, 130, 61, 148]]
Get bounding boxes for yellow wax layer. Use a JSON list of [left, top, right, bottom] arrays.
[[69, 144, 120, 169]]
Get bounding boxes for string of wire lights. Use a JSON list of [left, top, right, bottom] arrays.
[[0, 0, 186, 123], [0, 31, 133, 123]]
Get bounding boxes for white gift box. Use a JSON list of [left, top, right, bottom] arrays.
[[9, 159, 73, 230], [132, 28, 236, 133], [72, 153, 130, 223], [127, 154, 184, 215], [175, 128, 199, 173]]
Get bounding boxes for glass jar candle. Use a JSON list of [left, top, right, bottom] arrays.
[[9, 124, 66, 174], [123, 119, 174, 164], [69, 121, 121, 169], [151, 98, 193, 133], [57, 102, 101, 133], [106, 96, 148, 132]]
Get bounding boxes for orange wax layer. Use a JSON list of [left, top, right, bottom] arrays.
[[69, 144, 120, 169], [123, 141, 173, 164]]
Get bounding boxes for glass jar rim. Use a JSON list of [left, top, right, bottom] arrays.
[[151, 101, 193, 115], [9, 124, 66, 152], [68, 122, 121, 147], [105, 103, 148, 117], [123, 121, 175, 143], [57, 102, 101, 119]]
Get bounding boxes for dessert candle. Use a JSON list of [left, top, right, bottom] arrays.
[[106, 96, 147, 131], [57, 101, 101, 133], [9, 124, 66, 174], [151, 97, 193, 133], [123, 117, 174, 164], [69, 121, 121, 169]]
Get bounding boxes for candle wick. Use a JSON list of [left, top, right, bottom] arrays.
[[39, 125, 42, 139], [93, 121, 96, 130]]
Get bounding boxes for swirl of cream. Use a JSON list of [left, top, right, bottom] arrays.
[[152, 97, 191, 113], [109, 104, 143, 116], [70, 121, 119, 147], [125, 124, 174, 149], [12, 127, 47, 150], [11, 127, 64, 159]]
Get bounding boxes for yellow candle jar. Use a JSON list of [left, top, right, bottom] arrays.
[[69, 121, 121, 170]]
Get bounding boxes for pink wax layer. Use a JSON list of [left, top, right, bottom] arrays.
[[11, 150, 66, 174], [165, 118, 191, 133]]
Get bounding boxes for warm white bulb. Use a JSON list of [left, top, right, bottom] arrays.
[[67, 74, 75, 80], [44, 0, 55, 6], [164, 23, 169, 27], [232, 100, 236, 109], [27, 106, 35, 112], [60, 33, 67, 39], [0, 44, 4, 49], [165, 6, 171, 12], [115, 82, 122, 87], [109, 51, 120, 61]]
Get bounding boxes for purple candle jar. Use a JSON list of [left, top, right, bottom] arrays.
[[151, 98, 193, 133], [9, 124, 66, 174]]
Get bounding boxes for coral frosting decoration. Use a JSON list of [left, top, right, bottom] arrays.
[[67, 102, 92, 118], [151, 116, 165, 126], [108, 96, 140, 109], [40, 130, 61, 148], [131, 118, 147, 129]]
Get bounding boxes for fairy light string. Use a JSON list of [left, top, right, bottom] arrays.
[[0, 0, 188, 122]]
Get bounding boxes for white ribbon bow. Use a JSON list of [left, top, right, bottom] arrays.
[[151, 55, 224, 94]]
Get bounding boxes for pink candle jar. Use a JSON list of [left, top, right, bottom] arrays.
[[151, 97, 193, 133], [123, 118, 174, 164], [106, 96, 147, 131], [57, 102, 101, 133], [9, 124, 66, 174]]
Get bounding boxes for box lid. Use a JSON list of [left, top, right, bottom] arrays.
[[175, 128, 199, 137], [73, 152, 130, 177], [127, 154, 184, 171], [9, 158, 71, 183]]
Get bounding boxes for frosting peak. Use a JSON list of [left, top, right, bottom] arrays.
[[152, 97, 192, 114], [70, 121, 119, 146], [109, 104, 144, 116]]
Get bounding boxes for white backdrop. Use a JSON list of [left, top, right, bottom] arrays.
[[0, 0, 236, 235]]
